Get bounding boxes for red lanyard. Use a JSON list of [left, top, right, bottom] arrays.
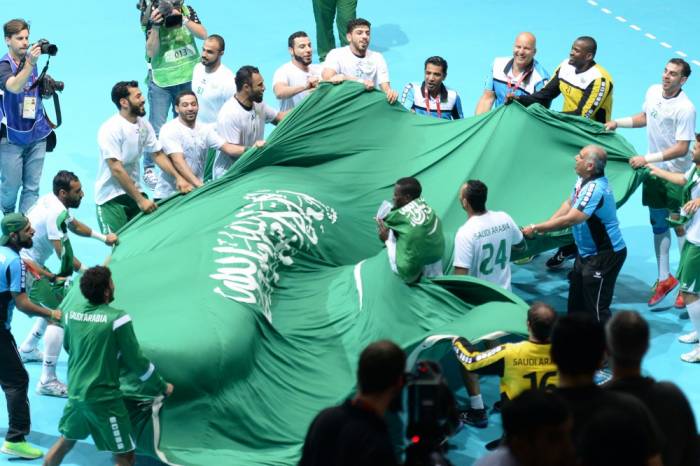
[[423, 86, 442, 118], [506, 66, 532, 97]]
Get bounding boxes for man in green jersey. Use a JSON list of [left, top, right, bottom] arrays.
[[648, 133, 700, 362], [43, 266, 173, 466]]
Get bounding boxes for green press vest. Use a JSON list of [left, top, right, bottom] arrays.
[[149, 6, 199, 87]]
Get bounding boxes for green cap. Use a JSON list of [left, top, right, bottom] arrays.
[[0, 213, 29, 246]]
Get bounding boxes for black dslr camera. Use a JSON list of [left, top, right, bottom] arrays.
[[404, 360, 459, 466], [35, 39, 58, 56], [137, 0, 185, 29]]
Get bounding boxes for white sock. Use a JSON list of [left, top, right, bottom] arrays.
[[41, 325, 64, 384], [688, 299, 700, 336], [654, 232, 671, 281], [469, 394, 484, 410], [20, 318, 48, 353], [677, 234, 686, 254]]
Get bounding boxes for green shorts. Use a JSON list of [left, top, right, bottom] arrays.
[[59, 398, 135, 454], [642, 175, 683, 211], [96, 194, 145, 234], [677, 241, 700, 294], [28, 276, 66, 309]]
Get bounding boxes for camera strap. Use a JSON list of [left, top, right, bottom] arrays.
[[27, 58, 61, 128]]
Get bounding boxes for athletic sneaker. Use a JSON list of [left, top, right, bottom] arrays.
[[36, 378, 68, 398], [143, 167, 158, 190], [1, 440, 43, 459], [680, 346, 700, 363], [545, 249, 574, 270], [458, 408, 488, 428], [648, 275, 679, 306], [19, 347, 43, 363], [675, 292, 685, 309], [679, 331, 699, 344]]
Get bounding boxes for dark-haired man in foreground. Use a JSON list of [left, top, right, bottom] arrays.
[[298, 340, 403, 466], [604, 311, 699, 466], [551, 314, 663, 466], [43, 266, 173, 466]]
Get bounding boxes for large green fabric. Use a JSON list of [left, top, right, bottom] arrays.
[[60, 82, 641, 465]]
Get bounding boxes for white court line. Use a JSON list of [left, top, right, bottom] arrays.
[[587, 1, 700, 67]]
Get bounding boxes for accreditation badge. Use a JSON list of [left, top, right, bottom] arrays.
[[22, 96, 37, 119]]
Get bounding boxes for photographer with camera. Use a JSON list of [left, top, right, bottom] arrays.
[[298, 340, 404, 466], [139, 0, 207, 190], [0, 19, 56, 215]]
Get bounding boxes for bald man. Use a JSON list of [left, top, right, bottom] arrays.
[[475, 32, 550, 115], [522, 145, 627, 324]]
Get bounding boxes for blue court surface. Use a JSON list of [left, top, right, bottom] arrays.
[[1, 0, 699, 464]]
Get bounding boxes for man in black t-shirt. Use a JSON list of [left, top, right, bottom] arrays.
[[604, 311, 699, 466], [551, 314, 664, 466], [298, 340, 404, 466]]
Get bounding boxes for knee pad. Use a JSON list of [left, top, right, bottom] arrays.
[[649, 208, 670, 234]]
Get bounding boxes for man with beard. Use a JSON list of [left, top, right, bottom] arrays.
[[43, 266, 173, 466], [514, 36, 614, 271], [213, 66, 287, 180], [400, 56, 464, 120], [155, 91, 239, 199], [606, 59, 696, 309], [0, 214, 61, 459], [322, 18, 398, 104], [273, 31, 322, 112], [191, 35, 235, 125], [475, 32, 550, 115], [17, 171, 117, 398], [95, 81, 193, 234]]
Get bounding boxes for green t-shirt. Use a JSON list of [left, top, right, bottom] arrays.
[[147, 5, 199, 87], [63, 302, 166, 402]]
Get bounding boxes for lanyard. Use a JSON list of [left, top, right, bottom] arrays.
[[506, 66, 533, 97], [423, 85, 442, 119]]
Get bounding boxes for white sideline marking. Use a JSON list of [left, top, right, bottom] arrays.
[[587, 1, 700, 68]]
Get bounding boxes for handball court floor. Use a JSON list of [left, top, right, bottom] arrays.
[[2, 0, 700, 464]]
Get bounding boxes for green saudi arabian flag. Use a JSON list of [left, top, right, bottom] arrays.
[[59, 82, 642, 465]]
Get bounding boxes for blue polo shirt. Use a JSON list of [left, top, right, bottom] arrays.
[[571, 175, 625, 257], [0, 246, 25, 330]]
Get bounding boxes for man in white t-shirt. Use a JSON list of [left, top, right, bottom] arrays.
[[321, 18, 398, 103], [191, 35, 236, 181], [95, 81, 194, 234], [649, 134, 700, 362], [18, 171, 117, 397], [191, 34, 236, 125], [453, 180, 525, 290], [156, 91, 240, 199], [213, 66, 287, 180], [273, 31, 322, 112], [606, 58, 696, 308]]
